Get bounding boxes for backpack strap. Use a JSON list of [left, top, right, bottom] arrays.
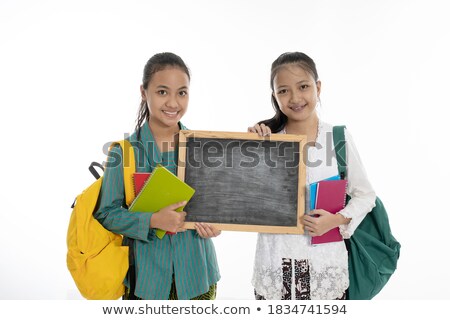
[[110, 140, 136, 207], [332, 125, 347, 179]]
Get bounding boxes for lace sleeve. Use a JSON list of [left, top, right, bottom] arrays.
[[338, 129, 376, 238]]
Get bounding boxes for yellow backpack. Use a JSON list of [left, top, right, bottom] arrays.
[[67, 140, 136, 300]]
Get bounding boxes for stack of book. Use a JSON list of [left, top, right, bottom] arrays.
[[308, 175, 347, 245], [129, 165, 195, 239]]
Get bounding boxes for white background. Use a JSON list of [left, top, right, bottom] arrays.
[[1, 0, 449, 300]]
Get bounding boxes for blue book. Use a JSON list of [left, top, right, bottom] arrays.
[[309, 175, 341, 211]]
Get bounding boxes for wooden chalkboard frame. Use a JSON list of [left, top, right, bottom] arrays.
[[177, 130, 306, 234]]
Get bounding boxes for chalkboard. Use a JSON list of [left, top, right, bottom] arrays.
[[177, 130, 306, 234]]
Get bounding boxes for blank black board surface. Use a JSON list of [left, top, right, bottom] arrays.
[[178, 130, 306, 234]]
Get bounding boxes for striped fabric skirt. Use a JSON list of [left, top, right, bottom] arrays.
[[124, 279, 216, 300]]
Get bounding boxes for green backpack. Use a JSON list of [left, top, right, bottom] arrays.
[[333, 126, 401, 300]]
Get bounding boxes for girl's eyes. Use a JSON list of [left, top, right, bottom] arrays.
[[278, 85, 309, 95], [277, 84, 309, 94], [156, 90, 188, 96]]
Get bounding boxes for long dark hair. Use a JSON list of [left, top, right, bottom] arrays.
[[258, 52, 319, 133], [135, 52, 190, 139]]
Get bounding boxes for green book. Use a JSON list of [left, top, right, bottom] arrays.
[[129, 165, 195, 239]]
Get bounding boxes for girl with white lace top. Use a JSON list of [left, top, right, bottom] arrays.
[[248, 52, 376, 300]]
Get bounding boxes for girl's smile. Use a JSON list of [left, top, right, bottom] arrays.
[[288, 103, 307, 112], [162, 109, 180, 118]]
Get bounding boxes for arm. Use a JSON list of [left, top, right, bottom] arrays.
[[94, 145, 155, 241], [95, 145, 188, 238], [303, 129, 375, 238], [337, 129, 376, 238]]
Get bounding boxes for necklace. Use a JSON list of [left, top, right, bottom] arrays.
[[281, 119, 321, 145]]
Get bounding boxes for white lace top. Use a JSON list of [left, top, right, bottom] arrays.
[[251, 121, 376, 300]]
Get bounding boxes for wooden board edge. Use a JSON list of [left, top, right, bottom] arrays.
[[177, 130, 188, 181], [179, 129, 306, 142], [183, 222, 304, 234]]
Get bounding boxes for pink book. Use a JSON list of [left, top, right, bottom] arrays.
[[133, 172, 152, 197], [311, 179, 347, 245]]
